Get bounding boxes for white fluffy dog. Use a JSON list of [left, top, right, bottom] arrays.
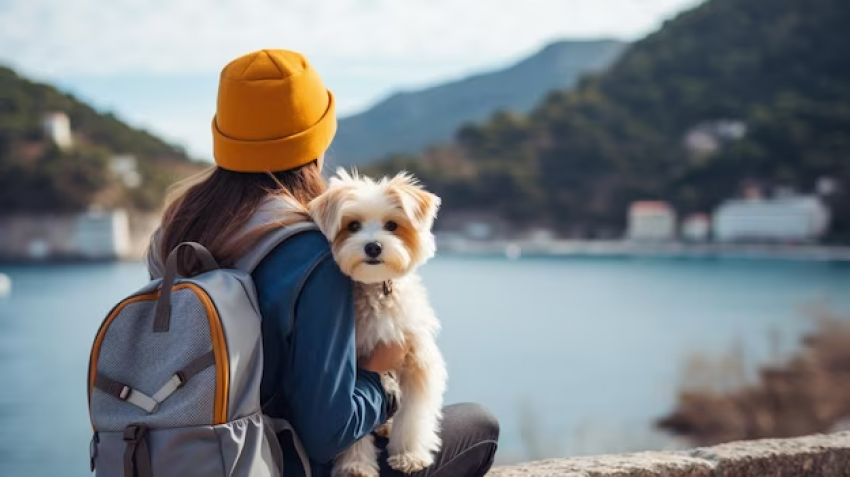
[[308, 169, 447, 477]]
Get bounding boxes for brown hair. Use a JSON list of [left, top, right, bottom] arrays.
[[156, 161, 325, 273]]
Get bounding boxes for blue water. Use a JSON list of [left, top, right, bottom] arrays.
[[1, 256, 850, 475]]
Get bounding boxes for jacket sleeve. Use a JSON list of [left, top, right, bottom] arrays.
[[282, 253, 388, 463]]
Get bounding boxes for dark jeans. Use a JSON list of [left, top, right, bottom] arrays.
[[375, 403, 499, 477]]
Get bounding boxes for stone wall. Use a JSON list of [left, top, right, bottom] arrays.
[[489, 432, 850, 476], [0, 214, 78, 259], [0, 211, 160, 261], [126, 212, 161, 260]]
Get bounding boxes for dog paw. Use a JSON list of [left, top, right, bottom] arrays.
[[332, 462, 379, 477], [387, 452, 434, 473], [374, 420, 393, 438]]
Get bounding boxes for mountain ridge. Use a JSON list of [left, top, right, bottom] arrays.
[[366, 0, 850, 242], [331, 39, 626, 167]]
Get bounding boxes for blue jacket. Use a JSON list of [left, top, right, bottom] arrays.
[[253, 229, 389, 477]]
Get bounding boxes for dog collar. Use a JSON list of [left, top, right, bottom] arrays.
[[382, 280, 393, 296]]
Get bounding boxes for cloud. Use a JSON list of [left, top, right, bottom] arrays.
[[0, 0, 702, 78]]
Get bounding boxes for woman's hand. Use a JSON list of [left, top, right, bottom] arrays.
[[362, 341, 407, 374]]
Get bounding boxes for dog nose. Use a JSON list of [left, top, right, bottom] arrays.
[[364, 242, 382, 258]]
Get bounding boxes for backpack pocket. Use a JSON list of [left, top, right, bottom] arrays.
[[92, 412, 283, 477]]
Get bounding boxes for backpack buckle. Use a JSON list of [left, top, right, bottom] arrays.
[[118, 385, 131, 400], [174, 371, 187, 388]]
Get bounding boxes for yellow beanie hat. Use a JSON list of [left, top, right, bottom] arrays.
[[212, 49, 336, 172]]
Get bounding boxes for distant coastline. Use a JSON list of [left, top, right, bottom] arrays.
[[5, 234, 850, 265], [0, 255, 141, 266], [436, 238, 850, 262], [0, 210, 158, 265]]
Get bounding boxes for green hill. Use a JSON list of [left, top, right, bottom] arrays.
[[368, 0, 850, 241], [0, 66, 202, 214], [332, 39, 626, 167]]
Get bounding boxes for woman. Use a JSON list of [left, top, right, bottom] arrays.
[[147, 49, 499, 477]]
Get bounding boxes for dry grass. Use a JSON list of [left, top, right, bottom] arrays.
[[657, 306, 850, 446]]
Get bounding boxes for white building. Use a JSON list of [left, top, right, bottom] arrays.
[[627, 201, 677, 241], [683, 119, 747, 154], [43, 111, 73, 149], [74, 209, 132, 259], [713, 196, 830, 243], [522, 228, 556, 243], [463, 222, 494, 240], [817, 177, 838, 197], [110, 155, 142, 188], [682, 214, 711, 242], [683, 129, 720, 153]]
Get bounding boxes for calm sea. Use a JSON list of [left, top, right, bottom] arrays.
[[2, 255, 850, 475]]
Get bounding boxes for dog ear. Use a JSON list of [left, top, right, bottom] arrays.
[[308, 183, 354, 239], [388, 172, 441, 230]]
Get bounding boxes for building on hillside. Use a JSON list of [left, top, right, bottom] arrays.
[[741, 181, 766, 200], [683, 119, 747, 154], [682, 214, 711, 242], [464, 222, 495, 240], [522, 228, 557, 243], [683, 130, 719, 154], [74, 209, 132, 260], [110, 155, 142, 188], [713, 196, 830, 243], [817, 176, 839, 197], [627, 201, 677, 241], [43, 111, 73, 149]]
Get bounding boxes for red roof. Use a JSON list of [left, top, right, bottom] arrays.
[[630, 201, 672, 212]]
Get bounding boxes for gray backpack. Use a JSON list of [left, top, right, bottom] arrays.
[[87, 222, 318, 477]]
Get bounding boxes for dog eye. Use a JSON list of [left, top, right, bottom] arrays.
[[347, 221, 362, 233], [384, 221, 398, 232]]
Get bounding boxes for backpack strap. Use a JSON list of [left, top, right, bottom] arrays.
[[123, 425, 152, 477], [270, 418, 313, 477], [154, 242, 220, 333], [94, 350, 215, 414], [235, 221, 320, 273]]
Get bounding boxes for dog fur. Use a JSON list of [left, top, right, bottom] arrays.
[[308, 169, 447, 477]]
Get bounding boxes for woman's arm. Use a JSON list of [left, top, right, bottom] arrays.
[[280, 253, 389, 463]]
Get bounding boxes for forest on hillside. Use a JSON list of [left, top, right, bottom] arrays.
[[333, 39, 626, 166], [0, 66, 200, 214], [368, 0, 850, 242]]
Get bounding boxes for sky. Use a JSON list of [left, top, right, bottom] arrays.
[[0, 0, 702, 160]]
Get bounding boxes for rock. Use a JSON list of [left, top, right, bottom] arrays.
[[488, 453, 711, 477], [489, 432, 850, 476], [693, 432, 850, 477]]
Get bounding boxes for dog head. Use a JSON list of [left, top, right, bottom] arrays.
[[308, 168, 440, 284]]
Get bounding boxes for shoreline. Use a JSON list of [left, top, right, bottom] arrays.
[[0, 255, 135, 266], [436, 239, 850, 262], [3, 241, 850, 265]]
